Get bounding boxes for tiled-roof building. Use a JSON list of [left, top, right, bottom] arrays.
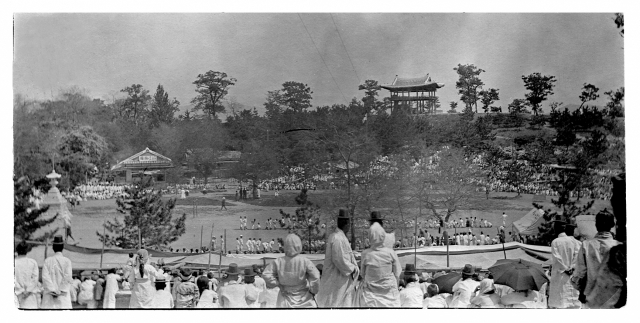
[[381, 73, 445, 114]]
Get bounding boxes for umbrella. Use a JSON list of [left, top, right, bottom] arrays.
[[432, 272, 461, 294], [488, 258, 549, 291]]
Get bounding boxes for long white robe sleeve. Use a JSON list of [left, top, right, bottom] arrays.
[[548, 233, 582, 308], [41, 252, 73, 309], [316, 228, 360, 307], [14, 256, 40, 309]]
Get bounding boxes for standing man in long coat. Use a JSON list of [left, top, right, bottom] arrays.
[[316, 209, 359, 308], [41, 235, 73, 309], [14, 241, 40, 309], [548, 224, 582, 309]]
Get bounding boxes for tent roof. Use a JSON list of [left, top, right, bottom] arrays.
[[512, 208, 545, 236], [25, 242, 549, 272], [397, 243, 551, 270]]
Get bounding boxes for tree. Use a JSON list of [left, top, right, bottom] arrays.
[[415, 148, 482, 223], [281, 81, 313, 112], [230, 139, 280, 198], [14, 176, 57, 243], [121, 84, 151, 125], [57, 126, 109, 188], [453, 64, 485, 113], [580, 129, 609, 167], [182, 119, 227, 184], [555, 125, 577, 152], [549, 101, 563, 114], [97, 181, 187, 249], [191, 71, 237, 119], [268, 81, 314, 113], [315, 106, 381, 249], [524, 135, 555, 167], [447, 101, 458, 114], [291, 189, 324, 253], [508, 98, 530, 114], [359, 80, 384, 112], [578, 83, 599, 110], [479, 88, 500, 113], [604, 87, 624, 117], [148, 84, 180, 127], [522, 73, 557, 115], [502, 159, 535, 197]]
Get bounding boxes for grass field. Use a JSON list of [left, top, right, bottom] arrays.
[[54, 186, 611, 251]]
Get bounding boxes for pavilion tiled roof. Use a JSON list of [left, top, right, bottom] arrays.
[[380, 73, 445, 91]]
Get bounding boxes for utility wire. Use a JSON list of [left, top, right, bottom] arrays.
[[330, 13, 361, 84], [297, 13, 349, 104]]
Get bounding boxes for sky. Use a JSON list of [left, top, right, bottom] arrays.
[[14, 13, 624, 116]]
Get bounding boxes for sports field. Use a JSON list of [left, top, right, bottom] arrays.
[[56, 184, 610, 251]]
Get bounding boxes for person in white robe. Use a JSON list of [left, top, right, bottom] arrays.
[[470, 279, 504, 308], [399, 265, 423, 308], [315, 209, 359, 308], [41, 236, 73, 309], [449, 264, 480, 308], [78, 276, 97, 308], [548, 224, 582, 308], [129, 249, 157, 308], [263, 234, 320, 308], [150, 274, 173, 308], [14, 242, 39, 309], [356, 222, 401, 307], [70, 276, 81, 304], [422, 284, 448, 308], [103, 268, 122, 308]]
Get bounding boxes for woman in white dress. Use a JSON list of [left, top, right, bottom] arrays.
[[103, 268, 122, 308], [129, 249, 157, 308]]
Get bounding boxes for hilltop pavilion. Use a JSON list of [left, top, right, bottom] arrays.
[[381, 73, 445, 114]]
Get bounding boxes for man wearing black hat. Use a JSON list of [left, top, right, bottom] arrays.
[[368, 211, 396, 249], [41, 235, 73, 309], [174, 268, 199, 308], [449, 264, 480, 308], [315, 209, 359, 308], [218, 263, 248, 308], [399, 264, 423, 308]]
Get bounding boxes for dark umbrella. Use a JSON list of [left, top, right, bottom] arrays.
[[488, 258, 549, 291], [432, 272, 461, 294]]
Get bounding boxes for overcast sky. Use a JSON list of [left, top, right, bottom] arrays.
[[14, 13, 624, 115]]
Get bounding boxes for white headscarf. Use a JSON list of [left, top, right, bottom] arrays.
[[369, 222, 386, 250], [478, 279, 496, 295], [284, 234, 302, 257]]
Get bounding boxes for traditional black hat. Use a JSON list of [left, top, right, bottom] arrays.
[[403, 263, 417, 275], [337, 209, 349, 219], [52, 235, 64, 246], [368, 211, 384, 222]]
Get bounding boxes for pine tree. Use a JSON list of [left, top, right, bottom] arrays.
[[291, 189, 324, 254], [534, 171, 595, 245], [97, 179, 187, 250], [14, 176, 58, 244]]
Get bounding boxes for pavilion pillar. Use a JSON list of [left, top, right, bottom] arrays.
[[126, 169, 132, 183]]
